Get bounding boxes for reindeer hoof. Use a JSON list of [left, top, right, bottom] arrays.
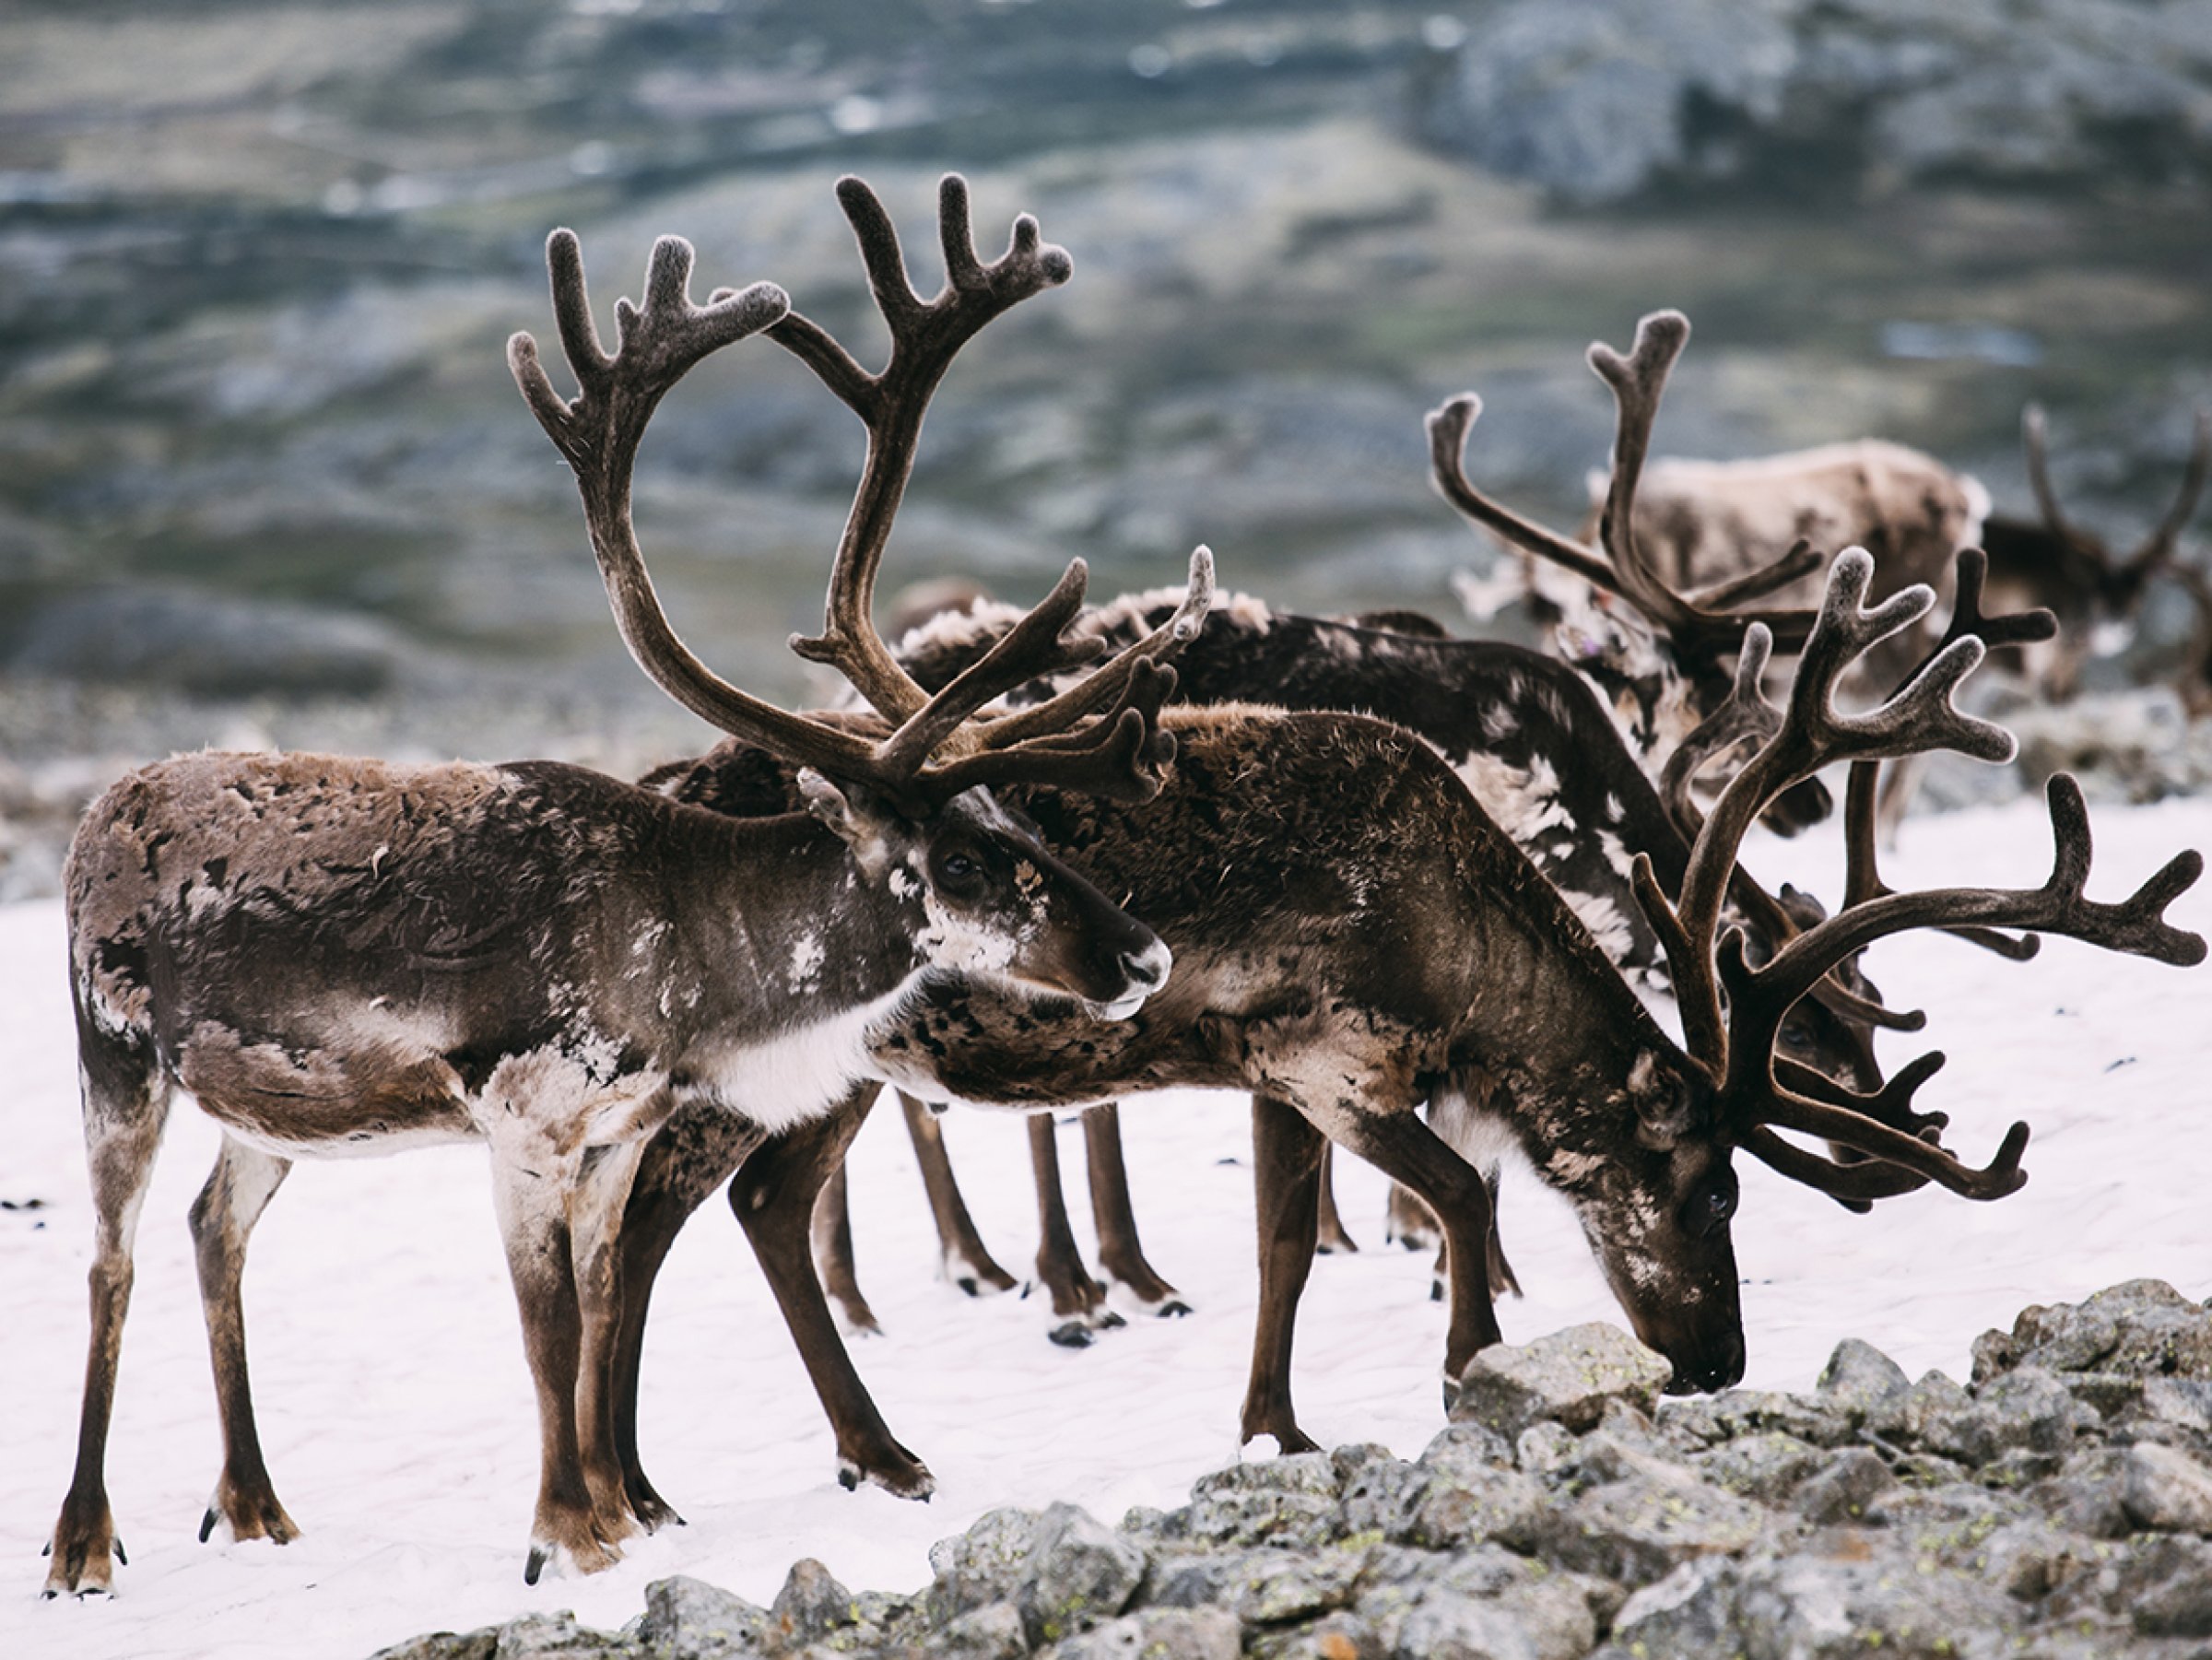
[[1157, 1299, 1193, 1318], [524, 1546, 548, 1585], [1430, 1278, 1445, 1303], [1048, 1321, 1095, 1348], [1098, 1309, 1127, 1332], [199, 1508, 218, 1544]]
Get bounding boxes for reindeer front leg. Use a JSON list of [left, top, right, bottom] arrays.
[[189, 1135, 298, 1548], [565, 1137, 650, 1548], [1241, 1095, 1329, 1454], [487, 1155, 624, 1583], [608, 1104, 763, 1530], [729, 1084, 935, 1498]]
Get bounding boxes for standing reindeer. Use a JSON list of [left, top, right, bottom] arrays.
[[41, 187, 1193, 1594], [613, 520, 2203, 1520]]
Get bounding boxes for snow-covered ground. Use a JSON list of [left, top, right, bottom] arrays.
[[4, 790, 2208, 1660]]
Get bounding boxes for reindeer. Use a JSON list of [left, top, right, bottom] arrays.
[[603, 531, 2202, 1523], [1979, 404, 2212, 698], [40, 185, 1195, 1595], [803, 564, 1917, 1336]]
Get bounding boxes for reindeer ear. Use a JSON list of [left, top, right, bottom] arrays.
[[798, 769, 897, 875], [1630, 1052, 1697, 1149]]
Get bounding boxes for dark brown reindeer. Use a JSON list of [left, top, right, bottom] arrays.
[[41, 193, 1192, 1595], [1979, 403, 2212, 698], [808, 560, 1922, 1333], [606, 547, 2202, 1526]]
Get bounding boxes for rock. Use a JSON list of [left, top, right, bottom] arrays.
[[1791, 1446, 1894, 1525], [1451, 1324, 1672, 1441], [1018, 1503, 1147, 1650], [929, 1507, 1044, 1624], [1180, 1455, 1344, 1550], [2029, 1447, 2136, 1538], [930, 1600, 1029, 1660], [1390, 1588, 1584, 1660], [1045, 1607, 1242, 1659], [1816, 1336, 1911, 1414], [1146, 1545, 1369, 1625], [766, 1560, 854, 1649], [1513, 1422, 1580, 1477], [370, 1630, 501, 1660], [1659, 1388, 1854, 1450], [1535, 1470, 1765, 1587], [2112, 1536, 2212, 1638], [486, 1613, 637, 1657], [2122, 1442, 2212, 1535], [1973, 1280, 2212, 1384], [637, 1576, 771, 1658], [1246, 1611, 1384, 1660], [1691, 1430, 1825, 1502], [1974, 1366, 2088, 1455], [1602, 1556, 1743, 1658]]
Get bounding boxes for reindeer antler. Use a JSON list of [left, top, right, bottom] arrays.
[[2026, 404, 2212, 582], [1630, 549, 2206, 1206], [1427, 312, 1823, 665], [510, 182, 1194, 807]]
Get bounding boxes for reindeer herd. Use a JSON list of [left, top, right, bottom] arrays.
[[38, 175, 2211, 1596]]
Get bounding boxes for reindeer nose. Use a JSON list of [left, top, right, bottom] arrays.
[[1665, 1327, 1747, 1395], [1122, 938, 1171, 993]]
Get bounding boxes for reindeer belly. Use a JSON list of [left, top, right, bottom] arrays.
[[175, 1016, 479, 1156]]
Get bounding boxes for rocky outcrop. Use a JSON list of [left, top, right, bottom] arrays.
[[368, 1279, 2212, 1659], [1417, 0, 2212, 203]]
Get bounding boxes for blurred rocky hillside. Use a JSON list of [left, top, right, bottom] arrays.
[[2, 0, 2209, 894]]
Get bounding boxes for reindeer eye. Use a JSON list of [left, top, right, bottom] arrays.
[[1685, 1173, 1737, 1239], [942, 853, 978, 881], [1780, 1020, 1810, 1049]]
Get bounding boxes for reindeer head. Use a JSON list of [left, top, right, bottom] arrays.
[[1597, 548, 2205, 1393], [511, 175, 1216, 1019]]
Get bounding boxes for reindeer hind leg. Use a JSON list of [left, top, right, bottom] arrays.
[[189, 1134, 298, 1548], [1082, 1105, 1189, 1316], [44, 1030, 172, 1596], [1029, 1113, 1119, 1347]]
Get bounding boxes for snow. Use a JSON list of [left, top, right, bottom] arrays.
[[4, 790, 2209, 1660]]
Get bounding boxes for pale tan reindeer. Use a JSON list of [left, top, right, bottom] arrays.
[[41, 186, 1194, 1595]]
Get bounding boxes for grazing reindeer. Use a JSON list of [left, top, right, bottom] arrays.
[[1978, 404, 2212, 698], [41, 186, 1191, 1594], [805, 566, 1915, 1333], [605, 548, 2202, 1523]]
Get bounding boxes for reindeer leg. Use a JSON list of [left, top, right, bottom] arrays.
[[900, 1092, 1018, 1296], [1240, 1094, 1328, 1454], [810, 1162, 882, 1336], [566, 1138, 650, 1548], [488, 1157, 621, 1583], [1082, 1104, 1188, 1317], [188, 1135, 298, 1548], [1029, 1113, 1118, 1346], [1312, 1145, 1359, 1255], [1384, 1180, 1441, 1253], [609, 1103, 762, 1531], [1314, 1109, 1503, 1405], [730, 1084, 934, 1499], [1483, 1163, 1523, 1299], [44, 1037, 171, 1597]]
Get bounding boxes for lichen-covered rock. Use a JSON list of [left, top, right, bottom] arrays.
[[929, 1508, 1045, 1625], [1245, 1610, 1384, 1660], [370, 1629, 503, 1660], [1815, 1336, 1912, 1414], [1790, 1445, 1894, 1525], [1042, 1606, 1241, 1659], [1690, 1430, 1826, 1502], [637, 1576, 771, 1659], [1972, 1280, 2212, 1385], [1018, 1503, 1147, 1649], [1390, 1584, 1592, 1660], [1658, 1388, 1853, 1450], [1146, 1544, 1369, 1625], [928, 1600, 1029, 1660], [1451, 1324, 1672, 1441], [2122, 1442, 2212, 1534], [767, 1560, 857, 1650], [2107, 1535, 2212, 1638], [1177, 1455, 1343, 1550], [1535, 1470, 1765, 1587]]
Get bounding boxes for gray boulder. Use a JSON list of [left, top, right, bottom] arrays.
[[1451, 1323, 1672, 1440]]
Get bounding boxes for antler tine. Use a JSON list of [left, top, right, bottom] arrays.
[[920, 660, 1182, 805], [1587, 312, 1825, 654], [1746, 772, 2206, 1057], [2129, 406, 2212, 572], [979, 546, 1218, 749], [870, 559, 1102, 779], [2022, 404, 2082, 549], [1740, 1125, 1935, 1203], [1842, 759, 2041, 960], [508, 233, 924, 783], [777, 172, 1076, 729], [1426, 394, 1623, 591], [1687, 536, 1823, 612], [1657, 622, 1782, 836]]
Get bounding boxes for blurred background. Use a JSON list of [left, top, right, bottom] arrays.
[[3, 0, 2209, 894]]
